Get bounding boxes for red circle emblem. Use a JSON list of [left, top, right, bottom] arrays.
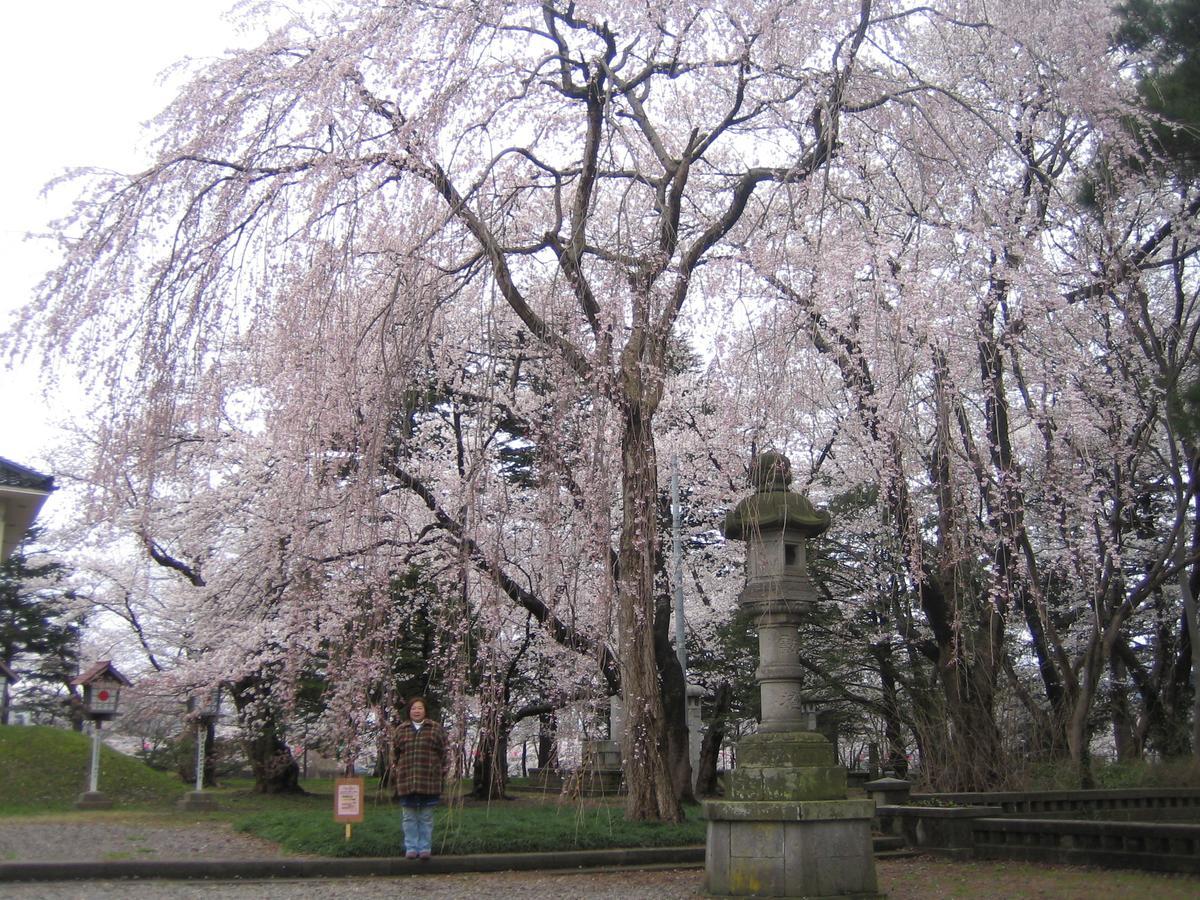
[[97, 690, 110, 701]]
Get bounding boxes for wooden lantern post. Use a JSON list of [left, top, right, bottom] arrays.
[[0, 660, 17, 725], [179, 686, 222, 812], [72, 661, 132, 810]]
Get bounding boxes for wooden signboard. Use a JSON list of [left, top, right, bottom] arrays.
[[334, 777, 365, 824]]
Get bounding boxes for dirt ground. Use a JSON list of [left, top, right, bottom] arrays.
[[875, 856, 1200, 899], [1, 861, 1199, 899], [0, 818, 293, 863], [2, 815, 1199, 898]]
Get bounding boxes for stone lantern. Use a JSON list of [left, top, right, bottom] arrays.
[[703, 451, 879, 897], [72, 660, 132, 809], [180, 686, 222, 811]]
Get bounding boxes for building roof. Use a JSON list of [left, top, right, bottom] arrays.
[[0, 457, 55, 561], [0, 458, 55, 492]]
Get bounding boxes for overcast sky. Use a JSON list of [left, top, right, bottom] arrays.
[[1, 1, 244, 478]]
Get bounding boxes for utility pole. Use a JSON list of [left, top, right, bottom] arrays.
[[671, 454, 686, 677]]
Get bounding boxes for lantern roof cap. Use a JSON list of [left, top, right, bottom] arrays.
[[72, 660, 132, 687], [723, 450, 830, 541]]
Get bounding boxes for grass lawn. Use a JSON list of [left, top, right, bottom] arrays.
[[0, 724, 182, 812], [228, 781, 705, 857], [0, 726, 703, 855]]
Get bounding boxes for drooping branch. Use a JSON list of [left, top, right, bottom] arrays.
[[383, 460, 619, 693]]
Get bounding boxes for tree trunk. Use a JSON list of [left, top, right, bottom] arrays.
[[1110, 654, 1138, 762], [872, 641, 909, 778], [230, 677, 304, 795], [695, 681, 732, 797], [617, 394, 683, 822], [1184, 492, 1200, 759], [472, 712, 509, 800], [1065, 636, 1105, 788], [536, 712, 558, 771]]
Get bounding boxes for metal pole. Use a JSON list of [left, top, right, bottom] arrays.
[[89, 721, 101, 793], [671, 454, 687, 677], [195, 723, 206, 793]]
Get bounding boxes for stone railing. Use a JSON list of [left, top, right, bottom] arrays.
[[875, 805, 1003, 859], [971, 817, 1200, 874], [875, 800, 1200, 874], [910, 788, 1200, 822]]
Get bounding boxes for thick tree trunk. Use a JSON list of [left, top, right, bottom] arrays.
[[1066, 637, 1105, 788], [617, 397, 683, 823], [1184, 496, 1200, 759], [1109, 654, 1138, 762], [656, 637, 697, 805], [472, 713, 509, 800], [873, 643, 909, 778], [939, 660, 1006, 790], [230, 677, 304, 795]]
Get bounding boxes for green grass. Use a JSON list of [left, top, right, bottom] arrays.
[[233, 798, 706, 857], [0, 726, 704, 855], [0, 725, 183, 812]]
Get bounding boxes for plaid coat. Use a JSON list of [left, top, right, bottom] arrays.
[[394, 719, 448, 796]]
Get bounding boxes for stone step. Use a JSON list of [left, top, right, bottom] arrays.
[[875, 848, 923, 860], [872, 835, 905, 852]]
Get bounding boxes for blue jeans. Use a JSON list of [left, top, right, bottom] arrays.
[[401, 793, 438, 854]]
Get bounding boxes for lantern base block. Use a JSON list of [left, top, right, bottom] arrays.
[[726, 731, 846, 802], [75, 791, 112, 810], [178, 791, 219, 812], [703, 799, 880, 898]]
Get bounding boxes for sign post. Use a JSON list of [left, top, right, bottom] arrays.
[[334, 777, 365, 842]]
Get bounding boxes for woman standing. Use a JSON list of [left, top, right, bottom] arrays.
[[394, 697, 449, 859]]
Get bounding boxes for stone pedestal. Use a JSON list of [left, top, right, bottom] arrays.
[[863, 776, 911, 808], [178, 790, 219, 812], [75, 791, 112, 810], [578, 739, 623, 795], [705, 799, 879, 897]]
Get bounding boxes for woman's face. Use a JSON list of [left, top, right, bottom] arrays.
[[409, 701, 426, 723]]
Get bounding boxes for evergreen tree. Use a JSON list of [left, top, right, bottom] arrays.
[[0, 531, 83, 725], [1118, 0, 1200, 173]]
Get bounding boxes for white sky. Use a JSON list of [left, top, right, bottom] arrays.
[[0, 0, 245, 493]]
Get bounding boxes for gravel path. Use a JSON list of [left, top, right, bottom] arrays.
[[7, 860, 1200, 900], [0, 868, 708, 899], [0, 820, 292, 863]]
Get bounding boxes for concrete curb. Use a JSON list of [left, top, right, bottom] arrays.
[[0, 846, 706, 883]]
